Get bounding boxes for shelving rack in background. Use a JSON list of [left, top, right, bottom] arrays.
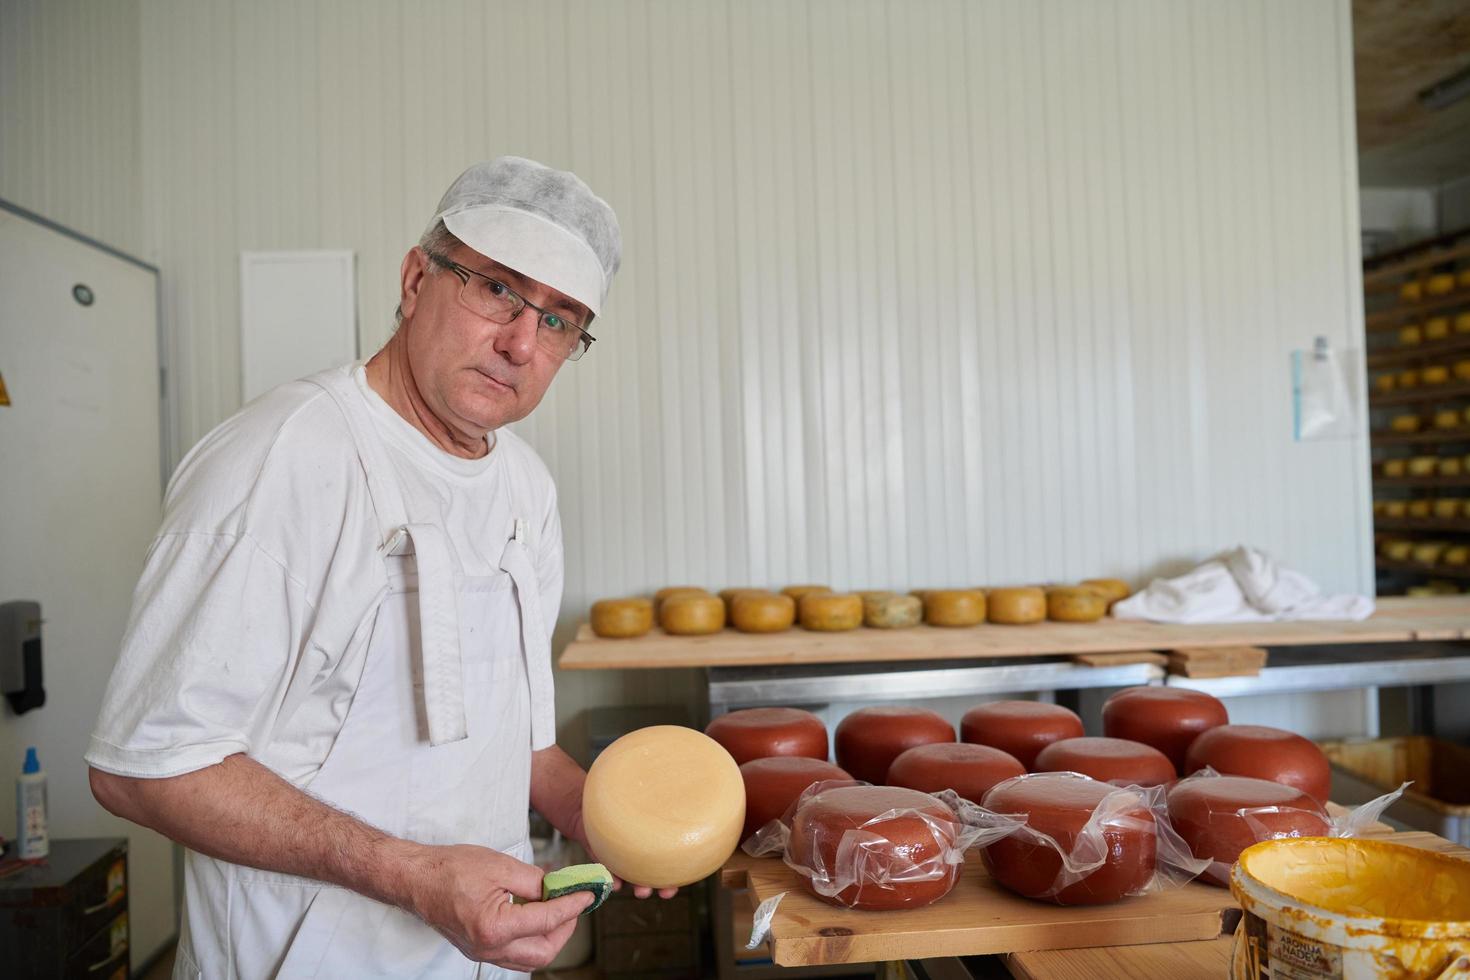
[[1366, 227, 1470, 595]]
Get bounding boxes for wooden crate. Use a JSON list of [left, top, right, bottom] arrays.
[[1321, 736, 1470, 846]]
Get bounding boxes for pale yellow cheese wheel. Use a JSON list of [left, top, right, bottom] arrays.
[[1385, 540, 1414, 561], [863, 592, 922, 629], [1397, 369, 1421, 390], [1445, 546, 1470, 566], [1408, 499, 1433, 519], [1427, 274, 1456, 296], [798, 592, 863, 631], [782, 584, 832, 607], [1408, 456, 1440, 477], [1390, 414, 1421, 435], [1383, 459, 1408, 478], [1413, 541, 1449, 564], [1435, 410, 1462, 431], [1384, 500, 1408, 518], [655, 586, 708, 613], [1407, 585, 1439, 597], [581, 725, 745, 889], [1374, 373, 1397, 393], [1398, 324, 1423, 346], [1400, 280, 1423, 303], [1079, 578, 1131, 607], [1440, 458, 1464, 477], [1425, 316, 1452, 341], [1435, 497, 1465, 518], [986, 587, 1047, 624], [855, 589, 896, 600], [730, 592, 795, 633], [1423, 365, 1451, 386], [1047, 587, 1107, 623], [720, 587, 769, 618], [591, 597, 655, 638], [660, 594, 726, 635], [923, 589, 986, 627]]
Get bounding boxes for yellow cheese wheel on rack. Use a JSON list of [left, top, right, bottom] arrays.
[[655, 586, 708, 613], [1445, 546, 1470, 566], [1390, 413, 1422, 434], [1382, 459, 1408, 478], [1427, 274, 1456, 296], [1397, 369, 1421, 389], [1440, 458, 1464, 477], [1047, 588, 1107, 623], [1423, 365, 1451, 386], [591, 598, 656, 639], [1435, 498, 1465, 518], [782, 585, 832, 607], [660, 594, 726, 635], [863, 592, 922, 629], [1400, 280, 1423, 302], [1413, 541, 1450, 564], [1408, 456, 1440, 476], [1399, 323, 1424, 346], [1372, 500, 1388, 518], [1374, 373, 1397, 393], [1079, 579, 1131, 607], [855, 589, 896, 601], [1435, 409, 1461, 431], [730, 592, 796, 633], [923, 589, 987, 627], [799, 592, 863, 631], [1459, 269, 1470, 291], [1454, 360, 1470, 381], [1425, 316, 1452, 340], [1384, 539, 1414, 561], [986, 587, 1047, 624], [1458, 312, 1470, 334], [1383, 500, 1408, 518], [1408, 499, 1434, 519]]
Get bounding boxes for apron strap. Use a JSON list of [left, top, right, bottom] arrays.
[[305, 367, 468, 747], [499, 519, 556, 750]]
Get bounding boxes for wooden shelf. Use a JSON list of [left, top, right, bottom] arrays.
[[1374, 476, 1470, 489], [1370, 429, 1470, 445], [1374, 517, 1470, 532], [1366, 291, 1470, 332], [1367, 333, 1470, 369], [1369, 381, 1470, 407], [1363, 232, 1470, 288], [1376, 558, 1470, 580]]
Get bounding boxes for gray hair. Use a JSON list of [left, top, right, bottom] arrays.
[[396, 219, 463, 326]]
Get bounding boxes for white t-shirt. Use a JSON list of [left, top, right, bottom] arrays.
[[86, 365, 563, 784]]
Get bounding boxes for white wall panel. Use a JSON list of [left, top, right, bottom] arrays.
[[4, 0, 1372, 742]]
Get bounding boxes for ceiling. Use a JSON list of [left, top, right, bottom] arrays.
[[1355, 0, 1470, 186]]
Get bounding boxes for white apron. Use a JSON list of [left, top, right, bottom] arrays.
[[174, 368, 557, 979]]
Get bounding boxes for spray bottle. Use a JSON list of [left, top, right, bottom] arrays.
[[16, 747, 48, 860]]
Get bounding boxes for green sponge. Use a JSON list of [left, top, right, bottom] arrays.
[[542, 863, 614, 914]]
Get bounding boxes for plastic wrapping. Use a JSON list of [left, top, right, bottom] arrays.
[[1292, 337, 1362, 441]]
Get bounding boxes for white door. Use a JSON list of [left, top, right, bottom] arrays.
[[0, 203, 176, 965]]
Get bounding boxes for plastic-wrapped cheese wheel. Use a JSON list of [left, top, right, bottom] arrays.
[[835, 706, 956, 785], [787, 785, 963, 910], [582, 726, 745, 889], [730, 592, 796, 633], [886, 742, 1026, 803], [982, 773, 1157, 905], [705, 707, 829, 766], [1032, 737, 1175, 786], [1101, 686, 1229, 774], [961, 700, 1085, 771], [924, 589, 986, 627], [590, 597, 655, 638], [986, 587, 1046, 625], [863, 592, 922, 629], [738, 756, 851, 841], [1184, 724, 1331, 802], [798, 592, 863, 631], [660, 594, 726, 635], [1166, 774, 1330, 886], [1047, 587, 1106, 622]]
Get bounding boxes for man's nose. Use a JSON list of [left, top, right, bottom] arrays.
[[495, 306, 539, 364]]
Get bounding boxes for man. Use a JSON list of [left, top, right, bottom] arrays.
[[87, 157, 670, 978]]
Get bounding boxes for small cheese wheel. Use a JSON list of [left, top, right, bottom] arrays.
[[1385, 539, 1413, 560], [1426, 316, 1452, 340], [961, 701, 1085, 771], [1382, 459, 1408, 478], [1413, 541, 1449, 564], [1183, 724, 1331, 803], [590, 597, 655, 638], [1457, 312, 1470, 334], [835, 706, 956, 784], [1080, 578, 1131, 607], [986, 587, 1047, 624], [1408, 499, 1433, 519], [1436, 410, 1462, 431], [1047, 587, 1106, 623], [798, 592, 863, 631], [1423, 365, 1451, 386], [655, 586, 708, 612], [1407, 585, 1440, 597], [1455, 360, 1470, 381], [706, 707, 829, 765], [1408, 455, 1440, 476], [1033, 736, 1176, 787], [1398, 323, 1423, 346], [1444, 545, 1470, 566], [582, 725, 745, 888], [1384, 500, 1408, 518], [730, 592, 796, 633], [782, 584, 832, 606], [660, 594, 726, 635], [886, 742, 1026, 804], [923, 589, 986, 627], [1435, 497, 1465, 518], [1373, 373, 1397, 393], [863, 592, 922, 629], [1397, 369, 1421, 389], [719, 587, 767, 614], [1399, 280, 1423, 302], [739, 756, 851, 840], [1389, 413, 1421, 433], [1427, 273, 1456, 296]]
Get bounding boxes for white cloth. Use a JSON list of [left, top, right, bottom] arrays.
[[1110, 546, 1374, 624], [87, 363, 563, 978]]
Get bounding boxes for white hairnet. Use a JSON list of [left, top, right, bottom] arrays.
[[429, 157, 621, 316]]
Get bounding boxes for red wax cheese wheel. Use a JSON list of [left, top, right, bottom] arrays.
[[960, 701, 1084, 771], [1102, 687, 1229, 774], [738, 756, 852, 841], [1032, 737, 1176, 787], [886, 742, 1026, 804], [982, 773, 1157, 905], [705, 707, 829, 766], [1184, 725, 1331, 802], [835, 706, 956, 785], [1166, 775, 1330, 886], [787, 785, 961, 910]]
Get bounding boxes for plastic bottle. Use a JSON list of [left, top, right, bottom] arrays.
[[16, 747, 48, 860]]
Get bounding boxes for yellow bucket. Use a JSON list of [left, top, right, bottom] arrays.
[[1230, 837, 1470, 978]]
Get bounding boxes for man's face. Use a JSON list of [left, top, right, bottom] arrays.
[[397, 243, 589, 435]]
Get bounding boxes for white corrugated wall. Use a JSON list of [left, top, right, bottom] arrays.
[[2, 0, 1372, 736]]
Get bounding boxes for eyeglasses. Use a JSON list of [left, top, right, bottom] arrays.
[[425, 251, 596, 361]]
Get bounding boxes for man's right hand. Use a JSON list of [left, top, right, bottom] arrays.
[[406, 843, 591, 971]]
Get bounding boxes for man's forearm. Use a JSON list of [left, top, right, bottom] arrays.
[[529, 745, 587, 841], [90, 754, 430, 915]]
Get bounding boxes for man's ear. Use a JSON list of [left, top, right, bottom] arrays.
[[399, 247, 432, 322]]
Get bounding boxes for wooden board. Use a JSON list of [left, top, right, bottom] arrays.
[[1166, 645, 1268, 679], [717, 831, 1467, 968], [560, 596, 1470, 670], [1072, 651, 1168, 668]]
